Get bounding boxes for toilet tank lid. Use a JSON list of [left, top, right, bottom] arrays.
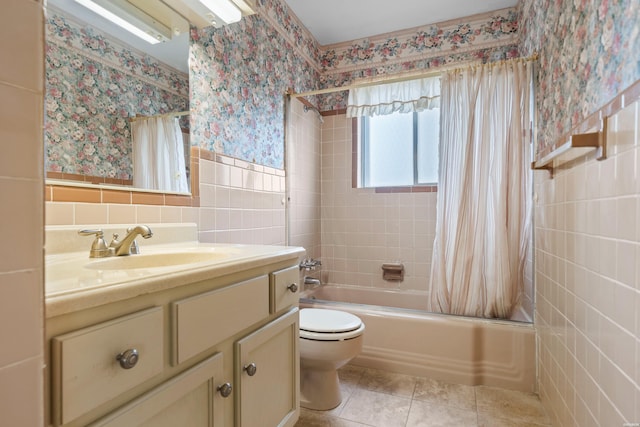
[[300, 308, 363, 333]]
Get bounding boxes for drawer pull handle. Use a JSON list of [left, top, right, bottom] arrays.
[[217, 382, 233, 398], [244, 362, 257, 376], [116, 349, 139, 369], [287, 283, 298, 293]]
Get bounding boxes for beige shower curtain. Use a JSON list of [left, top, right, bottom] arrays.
[[429, 60, 533, 319]]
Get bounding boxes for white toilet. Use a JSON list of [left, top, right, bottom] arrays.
[[299, 308, 365, 410]]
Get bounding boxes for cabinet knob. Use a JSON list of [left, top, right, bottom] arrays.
[[243, 362, 257, 376], [116, 349, 139, 369], [287, 283, 298, 293], [217, 382, 232, 398]]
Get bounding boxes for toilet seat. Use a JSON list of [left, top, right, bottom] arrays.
[[300, 308, 364, 341]]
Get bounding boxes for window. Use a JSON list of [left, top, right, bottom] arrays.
[[360, 109, 439, 188]]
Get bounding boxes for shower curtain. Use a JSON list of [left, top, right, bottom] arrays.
[[429, 60, 533, 319], [132, 116, 189, 193]]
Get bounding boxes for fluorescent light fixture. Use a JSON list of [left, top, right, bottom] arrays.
[[199, 0, 242, 25], [74, 0, 172, 44], [229, 0, 256, 16]]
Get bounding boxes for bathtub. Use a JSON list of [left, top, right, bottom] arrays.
[[299, 285, 536, 392]]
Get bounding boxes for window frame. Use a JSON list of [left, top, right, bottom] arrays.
[[355, 112, 438, 193], [351, 117, 438, 193]]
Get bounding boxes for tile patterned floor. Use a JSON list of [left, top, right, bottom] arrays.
[[295, 365, 551, 427]]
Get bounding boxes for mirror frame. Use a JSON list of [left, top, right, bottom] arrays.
[[45, 147, 202, 207], [44, 4, 191, 195]]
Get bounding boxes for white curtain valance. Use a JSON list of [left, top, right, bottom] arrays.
[[346, 76, 441, 118]]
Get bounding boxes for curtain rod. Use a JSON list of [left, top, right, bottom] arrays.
[[129, 110, 190, 122], [290, 52, 539, 99]]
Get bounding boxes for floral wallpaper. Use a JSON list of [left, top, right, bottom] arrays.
[[257, 0, 322, 71], [315, 8, 520, 110], [45, 11, 189, 180], [189, 10, 320, 169], [519, 0, 640, 155], [50, 0, 637, 178], [320, 9, 518, 74], [198, 0, 639, 165], [317, 44, 520, 111], [192, 2, 521, 165]]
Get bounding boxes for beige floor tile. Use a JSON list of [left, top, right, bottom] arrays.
[[340, 389, 412, 427], [358, 368, 418, 397], [406, 400, 478, 427], [299, 365, 550, 427], [296, 408, 372, 427], [477, 412, 552, 427], [319, 387, 351, 418], [339, 365, 367, 396], [339, 365, 367, 382], [413, 377, 477, 412], [476, 386, 550, 425]]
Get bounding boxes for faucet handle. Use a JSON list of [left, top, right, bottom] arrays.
[[109, 233, 121, 248], [78, 229, 109, 258], [78, 229, 103, 237]]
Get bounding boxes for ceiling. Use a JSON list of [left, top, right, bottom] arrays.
[[283, 0, 519, 46]]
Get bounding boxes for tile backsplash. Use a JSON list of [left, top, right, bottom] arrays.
[[46, 149, 286, 246]]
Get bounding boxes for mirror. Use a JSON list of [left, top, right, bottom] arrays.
[[44, 0, 191, 193]]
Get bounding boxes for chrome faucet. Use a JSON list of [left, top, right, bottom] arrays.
[[299, 258, 322, 271], [79, 225, 153, 258], [304, 276, 321, 286], [78, 229, 109, 258], [109, 225, 153, 256]]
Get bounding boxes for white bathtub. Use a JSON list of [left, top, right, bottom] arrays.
[[302, 284, 532, 322], [299, 285, 536, 392]]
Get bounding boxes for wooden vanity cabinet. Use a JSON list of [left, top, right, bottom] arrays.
[[89, 352, 226, 427], [235, 309, 299, 427], [46, 259, 301, 427]]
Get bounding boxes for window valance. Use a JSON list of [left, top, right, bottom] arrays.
[[346, 76, 441, 118]]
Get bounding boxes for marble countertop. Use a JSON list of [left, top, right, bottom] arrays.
[[45, 241, 305, 318]]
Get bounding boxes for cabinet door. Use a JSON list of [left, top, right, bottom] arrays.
[[235, 308, 299, 427], [270, 266, 300, 314], [89, 353, 226, 427]]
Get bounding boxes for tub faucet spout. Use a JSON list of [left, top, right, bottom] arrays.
[[304, 276, 321, 287], [109, 225, 153, 256]]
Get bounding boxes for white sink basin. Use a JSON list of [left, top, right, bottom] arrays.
[[84, 251, 230, 270]]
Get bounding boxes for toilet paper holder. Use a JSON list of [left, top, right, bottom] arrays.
[[381, 263, 404, 281]]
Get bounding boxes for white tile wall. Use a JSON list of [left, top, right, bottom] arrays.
[[535, 100, 640, 425], [45, 153, 287, 246], [0, 1, 45, 426], [320, 114, 436, 291], [288, 99, 322, 260], [198, 155, 286, 245]]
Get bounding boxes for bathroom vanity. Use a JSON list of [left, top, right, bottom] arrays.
[[44, 224, 304, 427]]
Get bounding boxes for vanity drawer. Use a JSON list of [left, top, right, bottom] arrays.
[[270, 266, 300, 313], [51, 307, 164, 426], [172, 275, 269, 365]]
